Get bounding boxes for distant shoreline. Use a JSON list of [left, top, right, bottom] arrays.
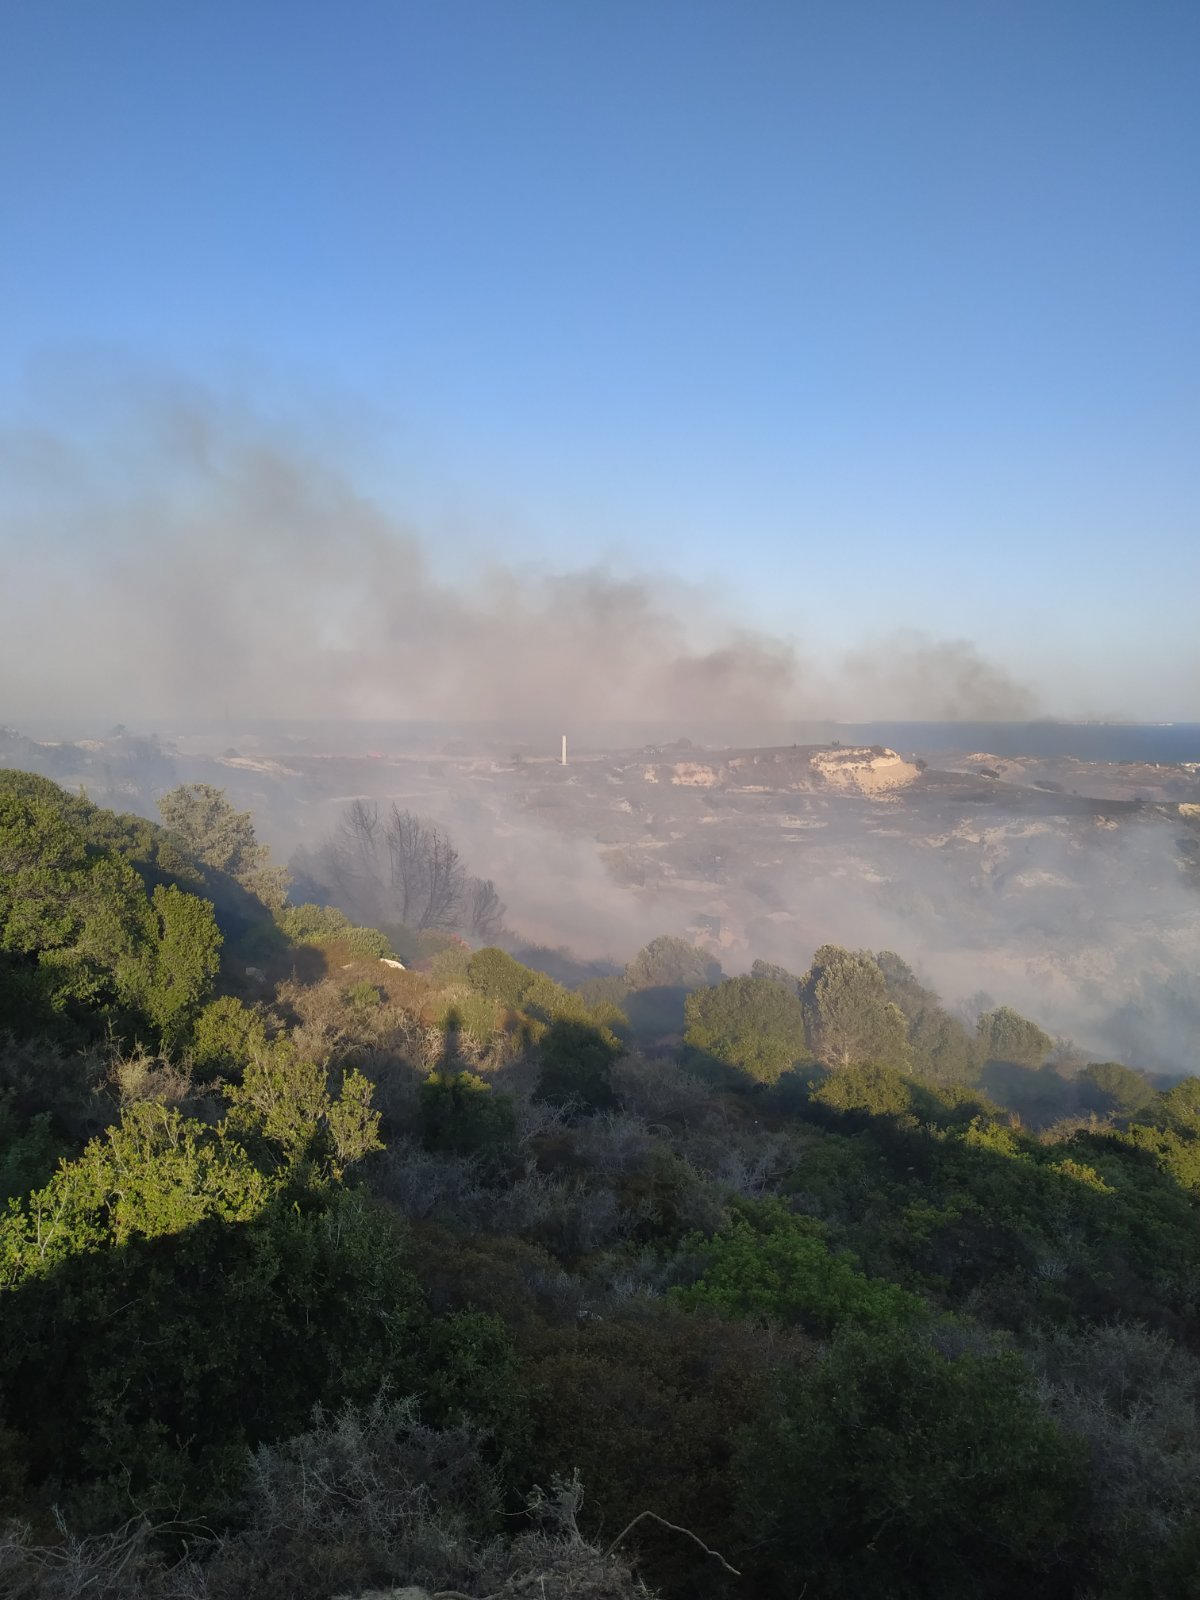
[[837, 722, 1200, 765], [7, 717, 1200, 767]]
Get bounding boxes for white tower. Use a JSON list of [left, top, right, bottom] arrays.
[[561, 734, 568, 766]]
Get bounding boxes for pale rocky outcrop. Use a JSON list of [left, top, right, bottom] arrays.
[[638, 744, 920, 798], [807, 746, 921, 793], [666, 761, 721, 787]]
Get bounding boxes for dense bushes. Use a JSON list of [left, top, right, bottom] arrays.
[[0, 785, 222, 1046], [672, 1196, 926, 1335], [420, 1068, 516, 1158], [736, 1328, 1088, 1599], [536, 1018, 621, 1112], [683, 975, 810, 1083], [4, 775, 1200, 1600], [0, 1119, 418, 1523], [274, 901, 394, 959]]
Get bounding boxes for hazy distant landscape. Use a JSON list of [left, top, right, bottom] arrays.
[[5, 717, 1198, 1071], [3, 3, 1198, 1597]]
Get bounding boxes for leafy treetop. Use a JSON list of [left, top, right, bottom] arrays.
[[158, 783, 290, 910]]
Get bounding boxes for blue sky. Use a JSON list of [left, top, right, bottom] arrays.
[[2, 1, 1197, 716]]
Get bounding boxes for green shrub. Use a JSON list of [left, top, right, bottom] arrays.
[[433, 990, 500, 1041], [225, 1048, 383, 1177], [0, 1110, 64, 1203], [684, 975, 811, 1085], [536, 1019, 620, 1112], [421, 1308, 528, 1452], [520, 972, 598, 1027], [522, 1309, 775, 1597], [467, 947, 534, 1008], [810, 1060, 915, 1117], [420, 1070, 516, 1159], [191, 994, 270, 1076], [0, 1098, 415, 1523], [0, 788, 221, 1047], [276, 903, 392, 960], [735, 1327, 1088, 1599], [672, 1197, 925, 1336]]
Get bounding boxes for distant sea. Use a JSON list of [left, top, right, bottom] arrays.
[[281, 719, 1200, 765], [842, 722, 1200, 765], [32, 717, 1200, 767]]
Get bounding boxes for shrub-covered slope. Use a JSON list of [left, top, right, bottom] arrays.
[[2, 773, 1199, 1600]]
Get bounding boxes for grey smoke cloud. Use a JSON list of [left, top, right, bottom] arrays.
[[842, 634, 1038, 722], [0, 382, 1037, 726]]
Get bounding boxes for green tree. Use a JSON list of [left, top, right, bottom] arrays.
[[875, 951, 980, 1083], [1077, 1060, 1156, 1118], [624, 935, 721, 991], [802, 945, 911, 1070], [749, 957, 800, 993], [158, 783, 290, 910], [683, 975, 810, 1085], [138, 884, 222, 1046], [977, 1005, 1053, 1068], [875, 949, 941, 1015], [1155, 1075, 1200, 1130], [0, 786, 220, 1043], [908, 1003, 982, 1083], [618, 936, 723, 1039]]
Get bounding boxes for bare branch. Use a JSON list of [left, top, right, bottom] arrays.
[[605, 1509, 741, 1575]]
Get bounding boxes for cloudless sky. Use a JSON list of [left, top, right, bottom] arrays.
[[1, 0, 1197, 715]]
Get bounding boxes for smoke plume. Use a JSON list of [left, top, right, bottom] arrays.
[[0, 381, 1036, 726]]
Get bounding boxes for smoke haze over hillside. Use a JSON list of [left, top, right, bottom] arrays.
[[0, 383, 1042, 727], [410, 777, 1200, 1075]]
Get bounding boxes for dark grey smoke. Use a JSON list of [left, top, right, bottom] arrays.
[[843, 634, 1038, 721], [0, 381, 1037, 726]]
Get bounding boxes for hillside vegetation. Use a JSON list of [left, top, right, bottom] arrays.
[[2, 772, 1200, 1599]]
